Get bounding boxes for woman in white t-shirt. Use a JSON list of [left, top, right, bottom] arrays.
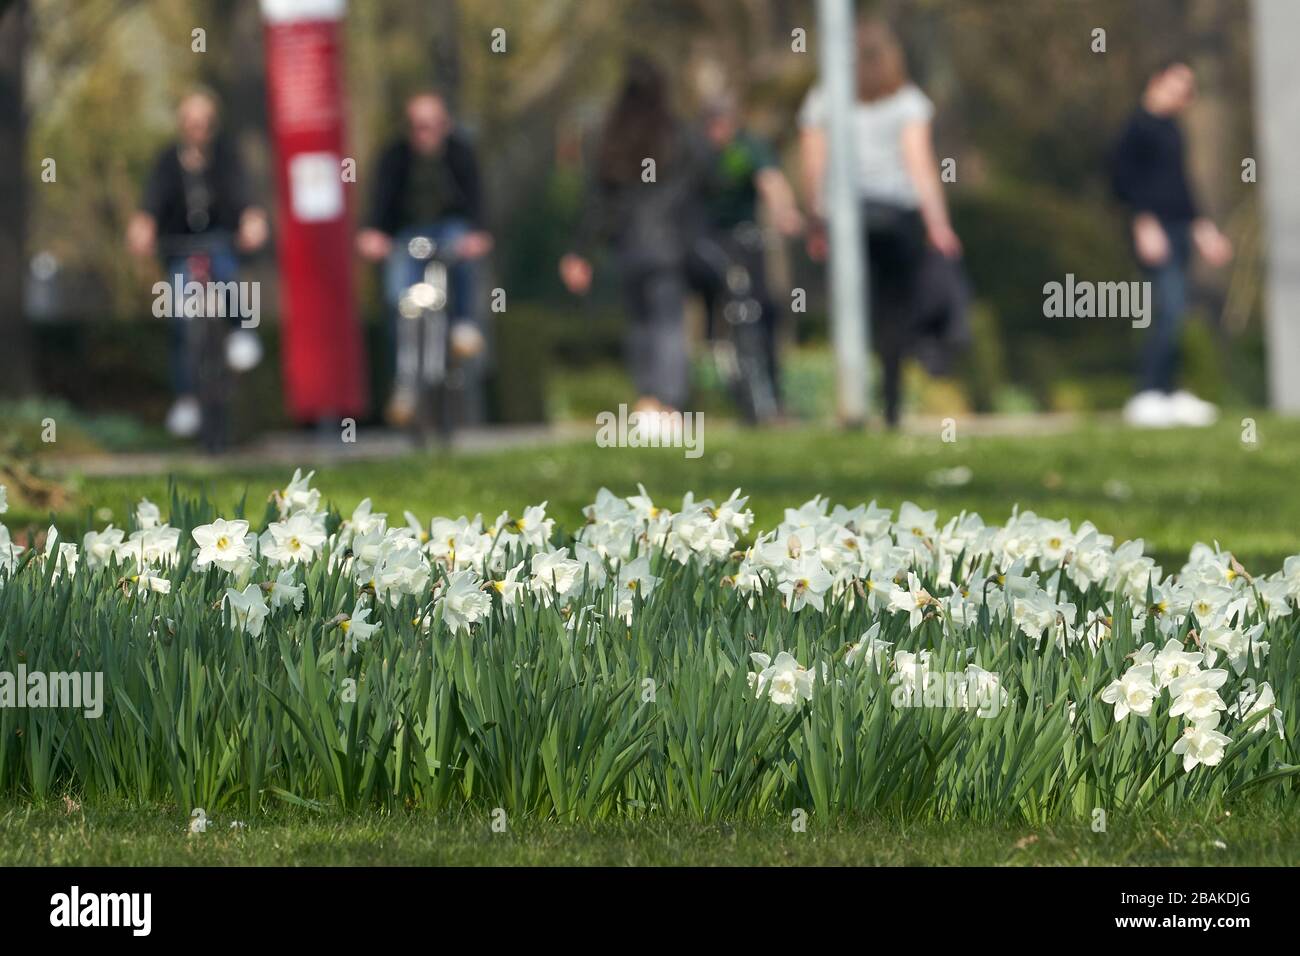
[[799, 20, 961, 427]]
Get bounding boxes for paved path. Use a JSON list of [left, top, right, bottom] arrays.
[[40, 414, 1086, 478], [42, 425, 586, 477]]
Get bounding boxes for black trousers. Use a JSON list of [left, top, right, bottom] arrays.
[[864, 204, 927, 427]]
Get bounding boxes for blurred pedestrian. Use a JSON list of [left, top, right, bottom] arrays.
[[560, 56, 712, 417], [798, 19, 962, 429], [686, 93, 803, 423], [126, 89, 268, 438], [356, 91, 493, 427], [1112, 59, 1233, 428]]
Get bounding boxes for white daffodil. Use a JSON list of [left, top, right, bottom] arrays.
[[341, 602, 381, 651], [193, 519, 252, 573], [371, 544, 432, 604], [495, 502, 554, 552], [224, 583, 269, 637], [777, 553, 834, 613], [130, 570, 172, 595], [1171, 714, 1232, 772], [748, 651, 817, 711], [1251, 579, 1293, 622], [343, 497, 387, 537], [83, 526, 126, 570], [529, 548, 583, 606], [489, 561, 528, 614], [122, 525, 182, 569], [269, 569, 305, 611], [572, 542, 610, 589], [135, 498, 162, 529], [844, 622, 891, 672], [615, 554, 660, 622], [437, 570, 493, 634], [1100, 662, 1159, 721], [1228, 681, 1285, 740], [274, 468, 321, 518], [262, 512, 327, 565], [893, 501, 938, 543], [1168, 669, 1229, 722], [885, 572, 936, 630], [0, 524, 22, 577], [715, 489, 754, 534], [1201, 623, 1269, 675], [1151, 638, 1204, 688], [892, 649, 933, 694], [43, 526, 79, 579]]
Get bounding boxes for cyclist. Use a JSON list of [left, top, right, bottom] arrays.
[[356, 91, 493, 427], [126, 89, 268, 438], [686, 93, 803, 422]]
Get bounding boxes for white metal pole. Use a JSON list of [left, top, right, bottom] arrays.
[[1253, 0, 1300, 412], [817, 0, 871, 425]]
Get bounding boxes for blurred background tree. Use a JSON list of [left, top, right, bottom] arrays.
[[9, 0, 1263, 426]]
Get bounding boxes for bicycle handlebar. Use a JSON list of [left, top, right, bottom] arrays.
[[153, 230, 239, 257], [404, 235, 471, 264]]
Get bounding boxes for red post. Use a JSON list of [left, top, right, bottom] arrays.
[[261, 0, 367, 422]]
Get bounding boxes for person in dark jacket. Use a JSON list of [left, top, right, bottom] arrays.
[[1112, 60, 1233, 428], [559, 56, 712, 416], [126, 89, 268, 438], [685, 93, 804, 424], [356, 91, 493, 425]]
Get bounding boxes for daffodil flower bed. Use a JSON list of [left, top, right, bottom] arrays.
[[0, 472, 1296, 821]]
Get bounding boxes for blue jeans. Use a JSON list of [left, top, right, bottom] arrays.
[[383, 220, 480, 377], [163, 243, 240, 397], [1137, 220, 1192, 394]]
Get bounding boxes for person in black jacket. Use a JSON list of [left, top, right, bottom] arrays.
[[1112, 60, 1233, 429], [357, 91, 493, 425], [559, 57, 712, 416], [126, 89, 268, 438]]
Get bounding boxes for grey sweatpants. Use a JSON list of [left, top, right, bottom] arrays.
[[622, 267, 689, 410]]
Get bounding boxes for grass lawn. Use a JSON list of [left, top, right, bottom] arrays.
[[20, 415, 1300, 571], [6, 415, 1300, 867], [4, 804, 1298, 866]]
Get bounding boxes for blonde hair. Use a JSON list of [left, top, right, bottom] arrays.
[[855, 20, 908, 102]]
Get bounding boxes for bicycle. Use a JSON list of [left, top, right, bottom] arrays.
[[156, 231, 256, 454], [391, 235, 479, 444], [688, 222, 780, 425]]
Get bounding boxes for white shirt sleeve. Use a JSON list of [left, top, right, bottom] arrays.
[[898, 84, 935, 125], [797, 86, 826, 129]]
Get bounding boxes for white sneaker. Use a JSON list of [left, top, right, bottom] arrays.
[[1123, 390, 1176, 429], [1167, 390, 1218, 428], [165, 396, 202, 438], [226, 330, 264, 372]]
